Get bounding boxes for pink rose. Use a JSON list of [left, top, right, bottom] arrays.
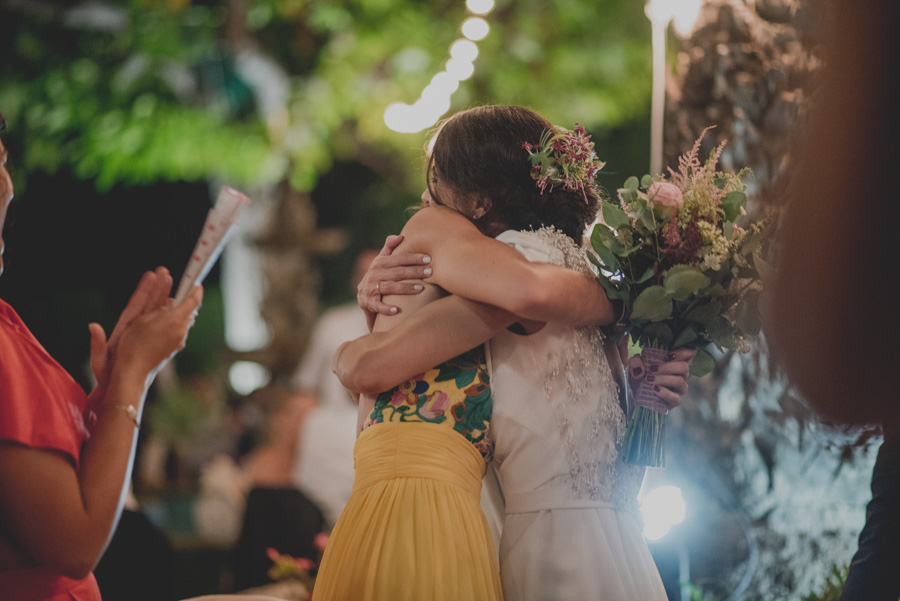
[[648, 181, 683, 207]]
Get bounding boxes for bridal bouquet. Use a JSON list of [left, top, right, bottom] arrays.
[[588, 128, 771, 467]]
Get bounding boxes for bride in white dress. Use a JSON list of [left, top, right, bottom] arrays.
[[336, 105, 693, 600]]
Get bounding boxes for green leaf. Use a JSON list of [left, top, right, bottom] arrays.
[[640, 174, 653, 188], [672, 326, 699, 348], [635, 266, 655, 284], [684, 300, 722, 324], [643, 323, 674, 348], [618, 188, 636, 204], [596, 274, 624, 300], [589, 241, 621, 273], [601, 202, 630, 229], [690, 347, 716, 376], [591, 223, 624, 253], [707, 316, 735, 350], [587, 251, 605, 272], [624, 176, 639, 191], [722, 191, 746, 222], [639, 206, 658, 231], [631, 286, 672, 322], [663, 266, 709, 300]]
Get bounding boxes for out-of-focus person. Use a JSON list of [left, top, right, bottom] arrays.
[[766, 3, 899, 599], [233, 385, 322, 592], [289, 249, 378, 526], [0, 109, 204, 600]]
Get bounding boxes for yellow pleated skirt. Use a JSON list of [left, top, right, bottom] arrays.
[[312, 420, 503, 601]]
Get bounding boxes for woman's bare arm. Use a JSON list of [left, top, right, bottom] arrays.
[[335, 294, 517, 395], [361, 206, 616, 326], [0, 273, 201, 578]]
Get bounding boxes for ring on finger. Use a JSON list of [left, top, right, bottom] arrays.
[[376, 280, 382, 294]]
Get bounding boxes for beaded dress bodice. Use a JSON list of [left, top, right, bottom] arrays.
[[486, 228, 645, 515]]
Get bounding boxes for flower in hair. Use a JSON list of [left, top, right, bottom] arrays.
[[522, 124, 605, 202]]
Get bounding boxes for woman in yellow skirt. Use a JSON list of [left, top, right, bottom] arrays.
[[313, 347, 501, 601], [315, 106, 616, 601]]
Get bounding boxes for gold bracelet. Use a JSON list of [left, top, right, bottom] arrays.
[[115, 404, 141, 428]]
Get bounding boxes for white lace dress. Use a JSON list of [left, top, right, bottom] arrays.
[[483, 229, 668, 601]]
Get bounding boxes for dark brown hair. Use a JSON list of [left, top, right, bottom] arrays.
[[426, 105, 601, 242]]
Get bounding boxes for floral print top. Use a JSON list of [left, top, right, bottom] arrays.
[[363, 345, 493, 463]]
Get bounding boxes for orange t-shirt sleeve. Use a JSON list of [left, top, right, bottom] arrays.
[[0, 300, 90, 468]]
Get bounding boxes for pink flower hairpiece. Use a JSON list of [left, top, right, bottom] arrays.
[[522, 123, 605, 203]]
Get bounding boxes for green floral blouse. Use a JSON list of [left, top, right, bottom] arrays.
[[363, 346, 493, 463]]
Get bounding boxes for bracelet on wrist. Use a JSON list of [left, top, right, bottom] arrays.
[[115, 404, 141, 429]]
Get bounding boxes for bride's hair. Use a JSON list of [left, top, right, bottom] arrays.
[[426, 105, 602, 242]]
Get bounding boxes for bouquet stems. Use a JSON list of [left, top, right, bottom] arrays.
[[622, 347, 669, 467], [622, 406, 666, 467]]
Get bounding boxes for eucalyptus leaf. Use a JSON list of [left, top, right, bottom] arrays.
[[664, 267, 709, 300], [685, 300, 722, 324], [635, 266, 655, 284], [672, 326, 699, 348], [690, 347, 716, 377], [639, 206, 657, 231], [707, 316, 735, 350], [587, 251, 605, 272], [602, 202, 630, 229], [723, 221, 734, 240], [640, 174, 653, 188], [624, 176, 639, 191], [643, 323, 674, 348], [596, 274, 624, 300], [617, 188, 636, 204], [632, 286, 673, 322], [591, 223, 624, 253], [722, 191, 746, 222], [590, 241, 620, 273]]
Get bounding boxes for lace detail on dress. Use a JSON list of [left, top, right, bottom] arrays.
[[525, 227, 645, 514]]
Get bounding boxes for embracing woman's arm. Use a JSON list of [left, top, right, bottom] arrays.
[[335, 294, 517, 395], [361, 206, 617, 326]]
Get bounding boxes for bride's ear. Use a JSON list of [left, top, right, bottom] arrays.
[[473, 197, 492, 220]]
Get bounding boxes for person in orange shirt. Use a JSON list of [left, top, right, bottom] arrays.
[[0, 109, 204, 600]]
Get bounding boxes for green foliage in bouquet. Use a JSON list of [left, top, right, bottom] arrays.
[[588, 128, 772, 377], [800, 563, 849, 601]]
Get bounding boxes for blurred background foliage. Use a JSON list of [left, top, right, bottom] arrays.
[[0, 0, 655, 199], [0, 0, 657, 313]]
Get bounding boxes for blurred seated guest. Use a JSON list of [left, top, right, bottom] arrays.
[[290, 249, 379, 526], [0, 109, 204, 601], [233, 385, 323, 592], [93, 486, 176, 601]]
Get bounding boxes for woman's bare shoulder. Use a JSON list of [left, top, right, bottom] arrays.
[[398, 206, 479, 251]]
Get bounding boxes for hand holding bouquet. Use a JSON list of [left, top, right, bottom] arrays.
[[588, 128, 772, 466]]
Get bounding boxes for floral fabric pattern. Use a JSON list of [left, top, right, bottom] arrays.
[[364, 346, 493, 463]]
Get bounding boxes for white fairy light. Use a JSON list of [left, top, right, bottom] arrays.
[[461, 16, 490, 41], [445, 57, 475, 81], [384, 3, 492, 133], [430, 71, 460, 96], [465, 0, 495, 15], [449, 39, 479, 62]]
